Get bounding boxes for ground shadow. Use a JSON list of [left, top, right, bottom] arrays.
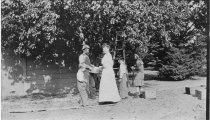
[[99, 102, 117, 105]]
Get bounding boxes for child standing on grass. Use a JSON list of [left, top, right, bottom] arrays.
[[118, 58, 129, 99]]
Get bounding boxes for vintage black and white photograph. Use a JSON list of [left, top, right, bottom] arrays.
[[1, 0, 208, 120]]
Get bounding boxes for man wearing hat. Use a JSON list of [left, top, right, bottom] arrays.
[[77, 44, 95, 106]]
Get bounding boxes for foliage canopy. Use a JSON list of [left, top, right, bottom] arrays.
[[1, 0, 207, 80]]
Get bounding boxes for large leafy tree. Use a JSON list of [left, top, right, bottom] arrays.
[[2, 0, 60, 68], [1, 0, 207, 81]]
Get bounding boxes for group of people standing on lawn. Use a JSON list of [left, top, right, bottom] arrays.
[[77, 43, 144, 107]]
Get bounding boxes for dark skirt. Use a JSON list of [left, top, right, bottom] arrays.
[[133, 72, 144, 87]]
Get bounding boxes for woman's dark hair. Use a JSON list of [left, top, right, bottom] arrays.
[[102, 43, 110, 49]]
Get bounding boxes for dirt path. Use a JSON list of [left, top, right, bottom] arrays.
[[2, 77, 206, 120]]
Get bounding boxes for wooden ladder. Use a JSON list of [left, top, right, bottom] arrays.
[[112, 31, 126, 78], [113, 31, 126, 62]]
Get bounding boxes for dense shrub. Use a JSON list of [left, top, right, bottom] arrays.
[[159, 48, 197, 80]]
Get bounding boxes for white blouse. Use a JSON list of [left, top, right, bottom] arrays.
[[102, 52, 113, 69]]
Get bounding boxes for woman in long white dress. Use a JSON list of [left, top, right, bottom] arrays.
[[98, 44, 121, 103]]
